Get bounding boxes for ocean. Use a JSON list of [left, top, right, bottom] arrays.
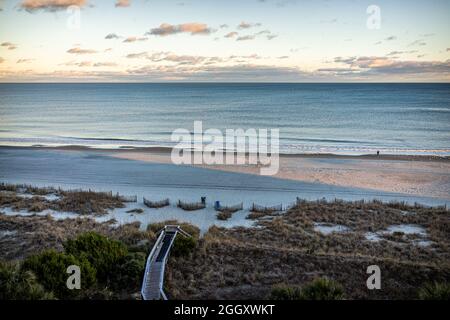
[[0, 83, 449, 155]]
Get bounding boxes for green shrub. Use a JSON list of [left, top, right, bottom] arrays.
[[298, 278, 344, 300], [110, 252, 146, 291], [418, 282, 450, 300], [270, 284, 303, 300], [22, 250, 96, 299], [64, 232, 128, 283], [270, 278, 344, 300], [0, 261, 53, 300], [172, 236, 197, 257]]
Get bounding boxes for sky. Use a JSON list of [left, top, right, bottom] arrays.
[[0, 0, 449, 82]]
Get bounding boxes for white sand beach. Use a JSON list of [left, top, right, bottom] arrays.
[[0, 146, 449, 233], [111, 148, 450, 199]]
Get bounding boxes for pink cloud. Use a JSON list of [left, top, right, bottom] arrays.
[[67, 47, 97, 54], [147, 23, 212, 36], [115, 0, 130, 8], [21, 0, 87, 11]]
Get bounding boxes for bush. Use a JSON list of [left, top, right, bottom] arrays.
[[64, 232, 128, 283], [298, 278, 344, 300], [418, 282, 450, 300], [110, 252, 146, 291], [270, 284, 303, 300], [172, 236, 197, 257], [22, 250, 96, 299], [270, 278, 344, 300], [0, 261, 53, 300], [217, 211, 233, 221]]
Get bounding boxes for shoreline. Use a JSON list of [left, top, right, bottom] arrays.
[[1, 144, 449, 162]]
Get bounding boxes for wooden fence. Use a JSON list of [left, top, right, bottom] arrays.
[[143, 197, 170, 208]]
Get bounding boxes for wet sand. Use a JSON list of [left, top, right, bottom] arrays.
[[106, 147, 450, 199], [1, 145, 449, 203]]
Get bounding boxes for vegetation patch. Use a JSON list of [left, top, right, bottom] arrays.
[[164, 199, 450, 299], [0, 261, 54, 300], [0, 184, 127, 215], [270, 278, 344, 300], [22, 249, 96, 299], [217, 211, 233, 221], [418, 282, 450, 300]]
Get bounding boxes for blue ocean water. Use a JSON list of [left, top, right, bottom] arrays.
[[0, 83, 449, 155]]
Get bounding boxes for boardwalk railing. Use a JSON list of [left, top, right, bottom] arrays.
[[141, 225, 191, 300], [143, 197, 170, 208]]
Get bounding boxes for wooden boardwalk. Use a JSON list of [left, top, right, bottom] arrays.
[[141, 225, 190, 300]]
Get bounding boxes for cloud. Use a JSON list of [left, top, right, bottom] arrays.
[[4, 58, 449, 82], [317, 67, 355, 73], [229, 54, 262, 60], [365, 60, 450, 75], [219, 24, 228, 29], [224, 32, 238, 38], [325, 55, 450, 76], [385, 36, 397, 41], [409, 39, 426, 46], [126, 51, 221, 65], [125, 51, 266, 66], [123, 36, 147, 43], [238, 21, 261, 29], [115, 0, 130, 7], [1, 42, 17, 50], [147, 23, 212, 36], [387, 50, 418, 56], [447, 48, 450, 52], [105, 33, 120, 40], [233, 29, 277, 41], [150, 53, 207, 65], [334, 56, 357, 64], [126, 52, 148, 59], [67, 47, 97, 54], [236, 35, 255, 41], [93, 62, 117, 67], [63, 60, 92, 67], [126, 64, 310, 82], [0, 57, 4, 63], [17, 59, 34, 63], [20, 0, 87, 12], [351, 56, 390, 68]]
